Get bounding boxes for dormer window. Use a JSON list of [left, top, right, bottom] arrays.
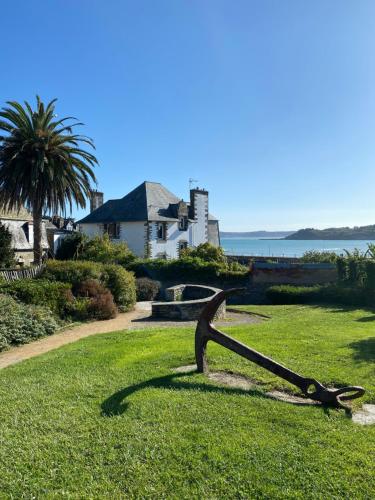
[[179, 216, 188, 231]]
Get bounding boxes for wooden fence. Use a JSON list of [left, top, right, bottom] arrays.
[[0, 264, 44, 282]]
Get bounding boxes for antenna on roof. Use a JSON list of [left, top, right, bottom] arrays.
[[189, 178, 198, 190]]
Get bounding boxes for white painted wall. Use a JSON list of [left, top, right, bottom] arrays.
[[80, 221, 146, 257], [149, 221, 193, 259], [120, 221, 146, 257], [79, 223, 102, 238]]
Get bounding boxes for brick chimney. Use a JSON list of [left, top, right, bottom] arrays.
[[90, 190, 104, 213]]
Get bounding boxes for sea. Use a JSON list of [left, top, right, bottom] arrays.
[[221, 238, 375, 258]]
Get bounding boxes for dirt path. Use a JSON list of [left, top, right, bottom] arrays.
[[0, 303, 260, 370], [0, 306, 145, 370]]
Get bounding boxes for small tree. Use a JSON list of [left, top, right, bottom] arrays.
[[0, 222, 15, 268], [0, 97, 98, 264], [180, 242, 227, 264]]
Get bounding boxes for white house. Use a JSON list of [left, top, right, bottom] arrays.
[[78, 181, 220, 259]]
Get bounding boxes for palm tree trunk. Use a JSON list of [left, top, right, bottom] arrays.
[[33, 205, 43, 265]]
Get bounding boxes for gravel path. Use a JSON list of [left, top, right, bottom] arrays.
[[0, 303, 261, 370]]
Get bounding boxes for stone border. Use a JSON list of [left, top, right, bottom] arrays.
[[152, 284, 225, 321]]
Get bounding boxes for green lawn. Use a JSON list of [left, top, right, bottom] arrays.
[[0, 305, 374, 498]]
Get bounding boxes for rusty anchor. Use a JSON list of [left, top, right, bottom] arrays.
[[195, 289, 365, 408]]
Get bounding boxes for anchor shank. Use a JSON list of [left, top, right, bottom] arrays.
[[207, 328, 308, 392]]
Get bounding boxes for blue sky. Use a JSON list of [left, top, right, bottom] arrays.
[[2, 0, 375, 231]]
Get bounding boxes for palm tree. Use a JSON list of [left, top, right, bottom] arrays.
[[0, 96, 98, 264]]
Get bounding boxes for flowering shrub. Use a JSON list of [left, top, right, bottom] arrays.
[[0, 294, 59, 351]]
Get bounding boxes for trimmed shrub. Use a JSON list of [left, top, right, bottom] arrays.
[[0, 294, 59, 351], [87, 291, 117, 320], [0, 279, 74, 318], [42, 260, 136, 311], [102, 264, 136, 312], [74, 279, 118, 320], [76, 279, 108, 298], [127, 257, 249, 282], [266, 284, 368, 307], [136, 278, 160, 301], [41, 260, 102, 289]]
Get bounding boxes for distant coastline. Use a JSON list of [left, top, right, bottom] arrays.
[[285, 225, 375, 240], [221, 225, 375, 241], [220, 231, 293, 238]]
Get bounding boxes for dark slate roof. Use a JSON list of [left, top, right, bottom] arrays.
[[78, 181, 219, 225], [78, 182, 179, 224]]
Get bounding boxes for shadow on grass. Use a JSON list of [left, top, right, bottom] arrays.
[[101, 371, 270, 417], [349, 337, 375, 362], [356, 316, 375, 322]]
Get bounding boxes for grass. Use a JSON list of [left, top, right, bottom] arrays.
[[0, 304, 374, 498]]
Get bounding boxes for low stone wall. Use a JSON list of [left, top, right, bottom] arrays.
[[152, 284, 226, 320]]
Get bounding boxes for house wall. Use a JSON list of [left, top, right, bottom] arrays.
[[120, 221, 146, 257], [208, 220, 220, 246], [149, 221, 194, 259], [79, 223, 103, 238], [80, 211, 210, 260]]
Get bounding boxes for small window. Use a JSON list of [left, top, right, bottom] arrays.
[[103, 223, 120, 239], [157, 223, 167, 241], [179, 216, 188, 231], [179, 241, 188, 255]]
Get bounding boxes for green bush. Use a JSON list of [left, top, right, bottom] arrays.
[[180, 242, 227, 264], [266, 284, 368, 307], [87, 290, 117, 320], [55, 232, 87, 260], [65, 297, 91, 321], [0, 279, 74, 318], [41, 260, 136, 312], [0, 223, 15, 268], [136, 278, 160, 301], [80, 234, 135, 266], [75, 278, 118, 320], [56, 233, 136, 266], [300, 250, 338, 263], [0, 294, 59, 351], [41, 260, 102, 288], [102, 264, 136, 312], [127, 256, 249, 282]]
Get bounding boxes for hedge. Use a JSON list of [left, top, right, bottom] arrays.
[[41, 260, 136, 312], [41, 260, 102, 287], [266, 284, 371, 307], [0, 294, 59, 351], [0, 279, 74, 318], [127, 257, 249, 283]]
